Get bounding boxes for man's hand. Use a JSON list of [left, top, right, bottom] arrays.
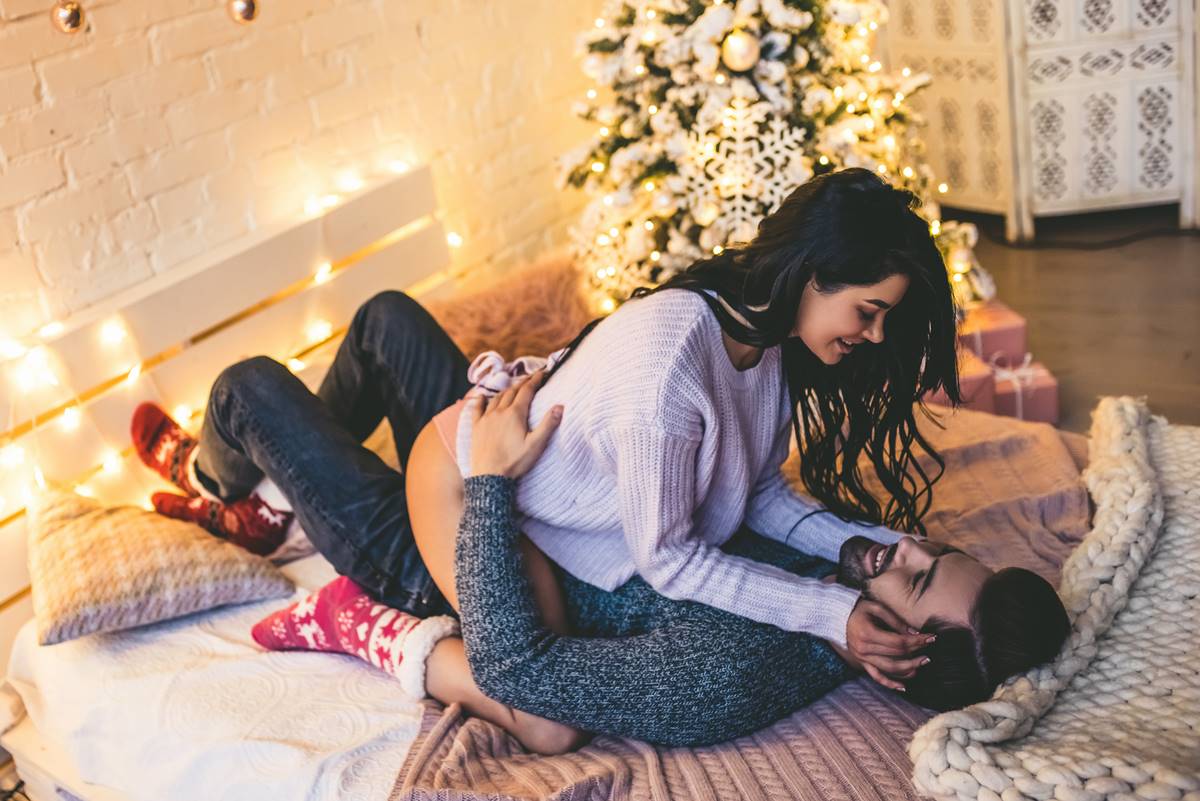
[[842, 598, 933, 692], [468, 370, 563, 479]]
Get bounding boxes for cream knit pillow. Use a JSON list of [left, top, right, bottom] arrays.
[[28, 488, 294, 646]]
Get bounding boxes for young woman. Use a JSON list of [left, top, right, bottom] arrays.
[[135, 169, 969, 751]]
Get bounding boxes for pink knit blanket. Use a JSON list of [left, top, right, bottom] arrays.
[[389, 406, 1091, 801]]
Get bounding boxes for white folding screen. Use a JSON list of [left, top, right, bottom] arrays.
[[882, 0, 1197, 240]]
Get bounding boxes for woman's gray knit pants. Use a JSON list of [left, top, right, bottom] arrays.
[[454, 475, 852, 747]]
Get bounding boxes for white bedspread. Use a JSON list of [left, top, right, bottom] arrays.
[[4, 553, 424, 801]]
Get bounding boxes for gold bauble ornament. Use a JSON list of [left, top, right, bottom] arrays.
[[50, 1, 85, 34], [720, 29, 761, 72], [227, 0, 259, 24]]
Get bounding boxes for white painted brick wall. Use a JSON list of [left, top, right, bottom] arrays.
[[0, 0, 601, 338]]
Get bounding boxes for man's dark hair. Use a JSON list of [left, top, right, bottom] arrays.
[[904, 567, 1071, 710]]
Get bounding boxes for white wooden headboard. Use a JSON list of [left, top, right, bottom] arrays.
[[0, 164, 454, 672]]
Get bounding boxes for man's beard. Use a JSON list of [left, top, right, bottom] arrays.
[[837, 535, 879, 590]]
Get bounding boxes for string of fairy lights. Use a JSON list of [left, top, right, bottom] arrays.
[[0, 160, 463, 528], [49, 0, 262, 34]]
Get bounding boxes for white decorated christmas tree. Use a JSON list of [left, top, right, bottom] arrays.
[[558, 0, 994, 314]]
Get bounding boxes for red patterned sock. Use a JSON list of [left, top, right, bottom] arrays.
[[131, 402, 199, 496], [251, 576, 459, 697], [152, 491, 291, 557]]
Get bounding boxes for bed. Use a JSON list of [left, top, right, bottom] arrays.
[[0, 370, 1096, 801]]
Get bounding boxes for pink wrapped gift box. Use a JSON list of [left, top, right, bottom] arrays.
[[992, 356, 1059, 425], [924, 348, 996, 413], [958, 301, 1027, 364]]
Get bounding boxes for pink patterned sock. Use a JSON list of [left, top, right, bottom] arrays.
[[251, 576, 459, 697]]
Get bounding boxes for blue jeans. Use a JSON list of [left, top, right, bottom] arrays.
[[194, 290, 469, 617]]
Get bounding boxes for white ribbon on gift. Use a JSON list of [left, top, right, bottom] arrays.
[[988, 352, 1036, 421]]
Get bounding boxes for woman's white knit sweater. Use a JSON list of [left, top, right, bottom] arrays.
[[461, 288, 905, 647]]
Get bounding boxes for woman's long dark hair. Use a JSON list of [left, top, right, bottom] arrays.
[[552, 168, 963, 535]]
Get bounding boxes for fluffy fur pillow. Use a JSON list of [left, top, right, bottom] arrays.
[[425, 254, 595, 360], [27, 488, 294, 646]]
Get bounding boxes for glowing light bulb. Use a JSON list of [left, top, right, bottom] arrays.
[[446, 231, 463, 248], [306, 320, 333, 344], [938, 182, 949, 193], [643, 220, 654, 230], [608, 226, 619, 237], [643, 180, 655, 191], [648, 104, 658, 114], [895, 92, 905, 102], [869, 61, 881, 72], [819, 155, 830, 165], [597, 234, 611, 246], [712, 245, 724, 255], [646, 8, 656, 18], [714, 73, 726, 84], [38, 321, 64, 339], [17, 347, 58, 390], [591, 161, 605, 173], [0, 445, 25, 469], [952, 273, 964, 283], [634, 65, 646, 75], [101, 450, 123, 475], [641, 30, 656, 43], [833, 86, 843, 99], [857, 25, 868, 36], [846, 104, 856, 113], [602, 195, 614, 206], [930, 220, 942, 236], [902, 166, 914, 178], [600, 298, 616, 313], [877, 164, 888, 174], [902, 67, 911, 77], [595, 268, 606, 278], [60, 406, 81, 432], [606, 266, 616, 276], [884, 135, 896, 149], [594, 17, 604, 27], [586, 89, 597, 99], [650, 250, 661, 262], [0, 339, 26, 360], [389, 160, 411, 174], [869, 21, 878, 30], [100, 320, 127, 346], [287, 358, 307, 373], [599, 126, 610, 137], [860, 54, 869, 64], [858, 92, 868, 102], [314, 261, 333, 285]]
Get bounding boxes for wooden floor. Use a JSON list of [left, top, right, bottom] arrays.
[[946, 204, 1200, 434]]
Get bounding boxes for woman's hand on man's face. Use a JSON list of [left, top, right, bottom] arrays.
[[843, 597, 934, 692], [467, 369, 564, 480]]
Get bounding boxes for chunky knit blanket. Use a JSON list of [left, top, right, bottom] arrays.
[[910, 397, 1200, 801]]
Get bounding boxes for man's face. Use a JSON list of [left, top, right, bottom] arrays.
[[836, 535, 993, 630]]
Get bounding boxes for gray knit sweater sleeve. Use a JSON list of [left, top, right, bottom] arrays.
[[453, 475, 852, 745]]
